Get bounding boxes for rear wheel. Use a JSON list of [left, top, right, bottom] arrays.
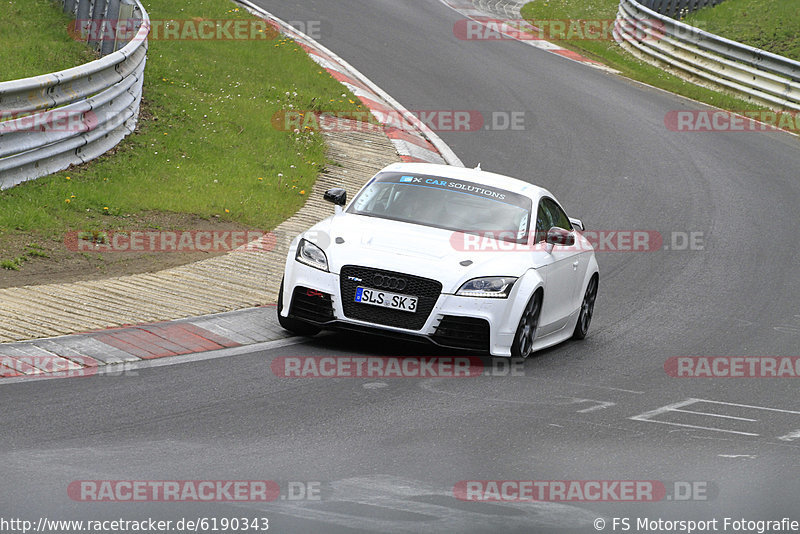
[[511, 291, 542, 359], [572, 275, 598, 340], [277, 278, 321, 336]]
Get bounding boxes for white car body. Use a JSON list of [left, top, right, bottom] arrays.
[[278, 162, 598, 357]]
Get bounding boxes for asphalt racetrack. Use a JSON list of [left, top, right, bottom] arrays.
[[3, 1, 800, 532]]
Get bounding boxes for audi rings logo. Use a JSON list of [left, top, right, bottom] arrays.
[[371, 274, 407, 291]]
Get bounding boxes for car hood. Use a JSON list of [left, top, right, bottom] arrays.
[[304, 213, 544, 291]]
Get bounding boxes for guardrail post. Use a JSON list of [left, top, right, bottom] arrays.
[[115, 0, 136, 52], [101, 0, 122, 56], [132, 2, 143, 23], [88, 0, 110, 51], [63, 0, 77, 16], [75, 0, 91, 42]]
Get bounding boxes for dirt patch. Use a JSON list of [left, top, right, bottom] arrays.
[[0, 212, 268, 289]]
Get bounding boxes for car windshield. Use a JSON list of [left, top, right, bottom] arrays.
[[347, 172, 532, 243]]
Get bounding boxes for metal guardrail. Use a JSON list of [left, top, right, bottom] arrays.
[[635, 0, 724, 19], [614, 0, 800, 111], [0, 0, 149, 190]]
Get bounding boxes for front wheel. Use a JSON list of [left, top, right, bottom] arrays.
[[511, 291, 542, 359], [572, 275, 598, 340], [277, 279, 321, 336]]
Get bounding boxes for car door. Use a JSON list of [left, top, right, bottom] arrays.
[[548, 198, 591, 309], [534, 197, 581, 335]]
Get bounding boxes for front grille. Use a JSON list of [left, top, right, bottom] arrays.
[[433, 315, 491, 352], [339, 265, 442, 330], [290, 287, 334, 324]]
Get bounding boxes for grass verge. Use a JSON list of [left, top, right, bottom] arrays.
[[519, 0, 764, 112], [682, 0, 800, 61], [0, 0, 364, 273]]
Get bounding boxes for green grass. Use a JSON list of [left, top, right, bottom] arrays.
[[0, 0, 98, 81], [519, 0, 763, 112], [0, 243, 50, 268], [0, 0, 364, 245], [683, 0, 800, 61], [1, 258, 24, 270]]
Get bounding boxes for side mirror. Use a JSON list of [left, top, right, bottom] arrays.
[[323, 187, 347, 206], [546, 227, 575, 247], [568, 217, 584, 231]]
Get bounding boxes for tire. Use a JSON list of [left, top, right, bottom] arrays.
[[277, 278, 321, 336], [572, 275, 598, 340], [511, 290, 543, 359]]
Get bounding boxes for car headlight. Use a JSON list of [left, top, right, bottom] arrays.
[[456, 276, 517, 298], [295, 238, 329, 271]]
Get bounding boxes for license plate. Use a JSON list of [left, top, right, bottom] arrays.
[[354, 287, 418, 313]]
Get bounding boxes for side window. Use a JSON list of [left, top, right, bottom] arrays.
[[535, 198, 572, 242], [547, 198, 572, 232], [535, 200, 553, 243]]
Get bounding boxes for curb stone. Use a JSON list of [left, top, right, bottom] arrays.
[[0, 307, 288, 379], [441, 0, 618, 72]]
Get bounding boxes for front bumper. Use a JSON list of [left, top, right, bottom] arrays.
[[281, 263, 519, 356]]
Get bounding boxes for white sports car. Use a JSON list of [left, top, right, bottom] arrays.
[[277, 162, 598, 358]]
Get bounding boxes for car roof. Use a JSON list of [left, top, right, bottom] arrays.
[[377, 162, 553, 201]]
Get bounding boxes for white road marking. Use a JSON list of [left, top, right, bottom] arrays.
[[697, 399, 800, 415], [631, 398, 800, 437], [420, 380, 616, 413], [525, 377, 645, 394], [573, 399, 616, 413], [671, 409, 757, 422], [631, 418, 760, 436], [777, 429, 800, 442]]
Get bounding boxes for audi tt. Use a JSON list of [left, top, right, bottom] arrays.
[[277, 162, 598, 358]]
